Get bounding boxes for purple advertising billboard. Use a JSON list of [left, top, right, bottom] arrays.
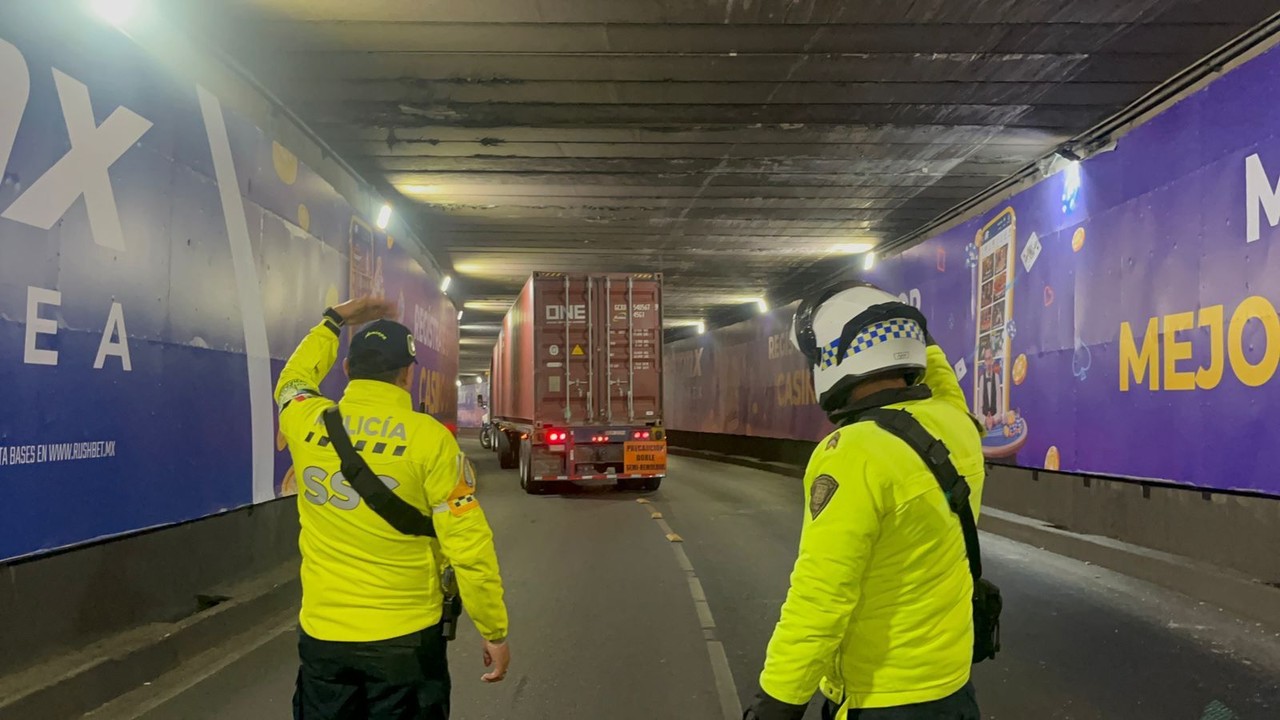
[[665, 302, 828, 442], [0, 14, 457, 562], [667, 41, 1280, 497]]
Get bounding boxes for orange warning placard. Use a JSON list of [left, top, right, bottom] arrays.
[[624, 441, 668, 474]]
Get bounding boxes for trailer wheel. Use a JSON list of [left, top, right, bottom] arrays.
[[479, 426, 493, 450], [639, 477, 663, 493], [519, 440, 549, 495], [497, 431, 518, 470]]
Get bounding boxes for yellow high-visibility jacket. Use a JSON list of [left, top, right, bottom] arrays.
[[275, 317, 508, 643], [759, 344, 985, 714]]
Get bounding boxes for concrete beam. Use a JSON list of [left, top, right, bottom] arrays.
[[322, 124, 1068, 145], [254, 22, 1241, 56], [297, 80, 1149, 107], [383, 172, 1005, 188], [364, 155, 1026, 177], [299, 101, 1111, 129], [185, 0, 1172, 25], [262, 52, 1194, 84]]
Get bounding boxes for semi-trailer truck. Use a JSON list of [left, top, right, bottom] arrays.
[[489, 272, 666, 494]]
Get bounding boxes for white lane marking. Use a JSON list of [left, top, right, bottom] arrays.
[[672, 544, 695, 573], [198, 87, 276, 504], [707, 640, 743, 720], [688, 575, 707, 602], [646, 506, 743, 720]]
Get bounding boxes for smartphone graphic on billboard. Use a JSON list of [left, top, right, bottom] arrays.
[[973, 208, 1025, 458]]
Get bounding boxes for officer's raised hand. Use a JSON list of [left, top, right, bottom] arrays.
[[331, 296, 397, 325]]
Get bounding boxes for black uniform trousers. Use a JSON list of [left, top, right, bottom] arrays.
[[294, 623, 451, 720], [823, 682, 980, 720]]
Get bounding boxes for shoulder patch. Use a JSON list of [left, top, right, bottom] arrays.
[[278, 380, 320, 410], [446, 453, 480, 516], [825, 432, 840, 451], [810, 475, 839, 519]]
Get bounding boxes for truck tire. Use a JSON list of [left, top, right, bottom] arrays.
[[640, 477, 662, 493], [479, 426, 493, 450], [519, 441, 549, 495], [498, 431, 518, 470]]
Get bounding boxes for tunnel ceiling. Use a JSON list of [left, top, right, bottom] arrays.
[[176, 0, 1278, 374]]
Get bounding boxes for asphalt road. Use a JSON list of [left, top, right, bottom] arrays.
[[98, 438, 1280, 720]]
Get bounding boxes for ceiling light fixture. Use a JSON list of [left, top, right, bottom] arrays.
[[863, 252, 877, 271], [834, 242, 876, 255], [696, 321, 707, 335], [755, 298, 768, 314], [464, 300, 513, 311], [375, 203, 392, 230], [440, 275, 452, 294]]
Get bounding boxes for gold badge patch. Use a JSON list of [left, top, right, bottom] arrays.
[[825, 432, 840, 451], [809, 475, 839, 519]]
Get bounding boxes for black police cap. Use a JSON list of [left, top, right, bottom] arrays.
[[349, 319, 418, 375]]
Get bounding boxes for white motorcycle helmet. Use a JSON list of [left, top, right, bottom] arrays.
[[791, 283, 929, 410]]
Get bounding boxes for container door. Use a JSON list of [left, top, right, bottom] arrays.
[[535, 275, 594, 424], [596, 276, 662, 423]]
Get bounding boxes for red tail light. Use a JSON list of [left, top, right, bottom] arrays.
[[632, 430, 651, 440], [547, 430, 567, 444]]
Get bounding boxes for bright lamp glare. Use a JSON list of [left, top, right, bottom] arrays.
[[696, 321, 706, 335], [755, 298, 768, 314], [455, 379, 462, 388], [375, 204, 392, 230], [91, 0, 137, 26], [834, 242, 876, 255], [1062, 160, 1082, 209], [475, 376, 483, 384], [457, 310, 464, 321], [441, 275, 452, 294], [863, 252, 877, 271]]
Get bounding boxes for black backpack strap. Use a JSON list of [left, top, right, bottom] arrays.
[[322, 406, 435, 537], [858, 408, 982, 580]]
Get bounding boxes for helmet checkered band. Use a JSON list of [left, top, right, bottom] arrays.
[[819, 318, 925, 368]]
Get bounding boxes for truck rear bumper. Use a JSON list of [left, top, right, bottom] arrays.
[[539, 473, 666, 482]]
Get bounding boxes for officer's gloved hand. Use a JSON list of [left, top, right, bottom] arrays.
[[743, 689, 807, 720]]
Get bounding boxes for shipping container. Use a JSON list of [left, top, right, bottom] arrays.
[[489, 272, 666, 493]]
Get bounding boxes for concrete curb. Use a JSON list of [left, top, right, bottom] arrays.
[[671, 445, 1280, 633], [0, 564, 299, 720]]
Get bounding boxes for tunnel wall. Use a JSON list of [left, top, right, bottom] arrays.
[[0, 4, 456, 671], [665, 37, 1280, 575]]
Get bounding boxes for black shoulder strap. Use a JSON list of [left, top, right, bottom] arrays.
[[322, 406, 435, 537], [858, 408, 982, 580]]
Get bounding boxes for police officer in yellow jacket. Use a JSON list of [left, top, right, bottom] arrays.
[[745, 284, 985, 720], [276, 297, 510, 720]]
